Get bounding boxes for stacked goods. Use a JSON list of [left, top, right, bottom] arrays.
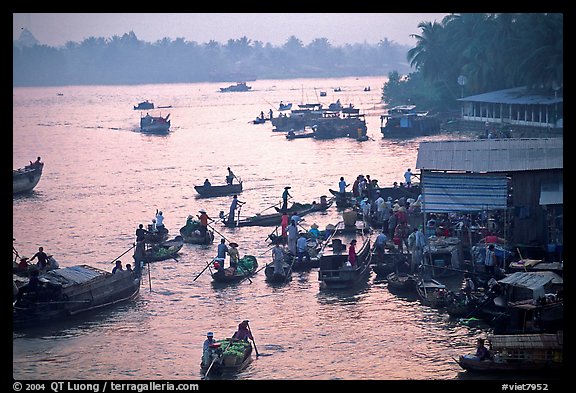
[[237, 255, 257, 274], [218, 339, 250, 366]]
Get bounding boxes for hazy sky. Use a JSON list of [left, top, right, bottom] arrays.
[[13, 13, 451, 47]]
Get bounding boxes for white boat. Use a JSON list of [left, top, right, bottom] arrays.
[[13, 161, 44, 195]]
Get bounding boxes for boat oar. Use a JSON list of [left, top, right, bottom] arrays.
[[109, 243, 136, 263], [245, 321, 260, 357], [207, 223, 229, 243], [193, 257, 216, 282], [202, 339, 232, 380], [283, 255, 296, 285]]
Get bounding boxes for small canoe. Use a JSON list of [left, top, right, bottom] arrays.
[[140, 236, 183, 263], [200, 338, 253, 377], [264, 261, 293, 283], [211, 255, 258, 283]]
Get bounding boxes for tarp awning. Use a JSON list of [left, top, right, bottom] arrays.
[[422, 172, 508, 212], [498, 271, 563, 289], [540, 179, 563, 205]]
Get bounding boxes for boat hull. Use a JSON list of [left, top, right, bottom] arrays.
[[194, 182, 243, 197], [13, 165, 43, 195], [13, 265, 140, 327]]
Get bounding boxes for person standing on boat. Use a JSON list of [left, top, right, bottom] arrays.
[[228, 242, 239, 270], [227, 195, 244, 226], [287, 219, 298, 255], [272, 243, 285, 275], [197, 209, 213, 239], [280, 212, 290, 244], [226, 167, 236, 185], [29, 246, 49, 271], [411, 226, 427, 274], [338, 176, 348, 194], [296, 234, 311, 264], [281, 186, 292, 212], [348, 239, 358, 267], [155, 209, 165, 231], [216, 238, 228, 264], [374, 231, 388, 257], [404, 168, 414, 187], [484, 244, 497, 276]]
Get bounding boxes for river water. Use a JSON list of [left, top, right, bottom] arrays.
[[13, 76, 507, 382]]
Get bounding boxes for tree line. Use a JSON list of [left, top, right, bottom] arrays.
[[382, 13, 563, 112], [13, 31, 411, 87]]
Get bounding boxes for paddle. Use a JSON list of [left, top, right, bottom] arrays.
[[245, 321, 260, 357], [109, 243, 136, 263], [193, 257, 216, 282], [207, 223, 229, 243], [283, 255, 296, 285]]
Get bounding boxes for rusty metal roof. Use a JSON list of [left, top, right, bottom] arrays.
[[416, 138, 563, 172]]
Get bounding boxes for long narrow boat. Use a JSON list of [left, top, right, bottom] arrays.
[[226, 199, 333, 228], [194, 181, 243, 197], [13, 264, 141, 327], [200, 338, 253, 377], [318, 222, 372, 290], [456, 332, 563, 373], [13, 162, 44, 195]]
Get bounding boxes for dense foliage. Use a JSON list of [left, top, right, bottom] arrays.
[[13, 32, 411, 87], [383, 13, 563, 111]]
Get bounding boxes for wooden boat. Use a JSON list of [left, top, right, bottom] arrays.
[[312, 114, 367, 140], [140, 236, 183, 263], [264, 260, 293, 283], [200, 338, 253, 377], [133, 100, 154, 110], [13, 162, 44, 195], [219, 82, 251, 92], [380, 105, 441, 138], [456, 332, 563, 373], [140, 112, 170, 134], [416, 275, 450, 308], [278, 102, 292, 111], [371, 248, 408, 277], [179, 221, 214, 244], [318, 222, 372, 290], [386, 271, 417, 293], [227, 198, 332, 228], [194, 181, 243, 197], [13, 264, 141, 327], [211, 255, 258, 283], [274, 197, 333, 214], [286, 129, 315, 139]]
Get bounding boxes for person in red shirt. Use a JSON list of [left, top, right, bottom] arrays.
[[197, 209, 213, 239], [348, 239, 357, 267]]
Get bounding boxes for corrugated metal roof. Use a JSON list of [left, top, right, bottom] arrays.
[[498, 271, 563, 289], [457, 86, 563, 105], [489, 333, 562, 350], [416, 138, 563, 172]]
